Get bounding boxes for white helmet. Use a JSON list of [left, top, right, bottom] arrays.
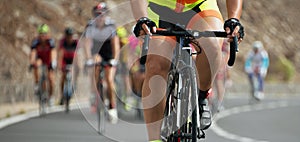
[[252, 41, 263, 50]]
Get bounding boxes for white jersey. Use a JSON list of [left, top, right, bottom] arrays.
[[245, 49, 269, 77], [85, 17, 117, 60]]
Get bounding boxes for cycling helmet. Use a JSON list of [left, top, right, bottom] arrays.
[[37, 24, 49, 34], [252, 41, 263, 50], [92, 2, 108, 17], [65, 27, 74, 35]]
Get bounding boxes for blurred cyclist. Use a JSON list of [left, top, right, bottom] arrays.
[[30, 24, 57, 106], [130, 0, 244, 141], [58, 27, 78, 105], [84, 2, 120, 124], [245, 41, 269, 100], [210, 41, 231, 113], [116, 26, 133, 109]]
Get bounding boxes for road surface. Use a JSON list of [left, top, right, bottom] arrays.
[[0, 95, 300, 142]]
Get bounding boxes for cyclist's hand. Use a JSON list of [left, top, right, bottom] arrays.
[[224, 18, 244, 43], [108, 59, 118, 67], [85, 58, 94, 67], [51, 60, 57, 70], [133, 17, 157, 37], [29, 64, 35, 72]]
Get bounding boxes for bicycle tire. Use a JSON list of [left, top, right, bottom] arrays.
[[64, 76, 73, 113], [38, 82, 47, 116], [39, 91, 47, 116], [178, 67, 198, 142], [161, 66, 199, 142], [161, 70, 179, 142], [65, 96, 70, 113]]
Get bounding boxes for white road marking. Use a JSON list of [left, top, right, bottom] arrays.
[[211, 101, 292, 142], [0, 102, 89, 129]]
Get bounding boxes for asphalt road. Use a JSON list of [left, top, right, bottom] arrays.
[[0, 95, 300, 142]]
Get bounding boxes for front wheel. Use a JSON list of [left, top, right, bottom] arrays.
[[97, 95, 105, 134], [161, 67, 199, 142], [179, 67, 199, 142], [64, 79, 73, 113]]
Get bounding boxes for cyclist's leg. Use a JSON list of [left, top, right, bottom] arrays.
[[33, 59, 42, 93], [142, 37, 174, 140], [188, 14, 223, 92], [33, 67, 39, 85], [104, 66, 117, 109], [257, 73, 264, 92], [59, 70, 66, 105], [92, 56, 101, 104], [187, 9, 224, 130], [46, 67, 55, 106], [248, 73, 254, 92], [93, 55, 102, 94], [104, 63, 119, 124], [48, 68, 55, 97]]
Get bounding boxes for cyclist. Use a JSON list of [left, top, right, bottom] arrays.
[[245, 41, 269, 100], [130, 0, 244, 141], [84, 2, 120, 124], [30, 24, 57, 106], [58, 27, 78, 105]]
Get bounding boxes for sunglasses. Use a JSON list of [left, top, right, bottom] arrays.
[[94, 12, 106, 18]]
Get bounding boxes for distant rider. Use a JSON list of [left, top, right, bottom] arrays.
[[30, 24, 57, 106], [58, 27, 78, 105], [245, 41, 269, 100], [84, 2, 120, 124]]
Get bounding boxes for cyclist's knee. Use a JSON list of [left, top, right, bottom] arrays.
[[146, 57, 170, 75]]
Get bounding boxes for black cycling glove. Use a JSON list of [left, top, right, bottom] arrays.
[[224, 18, 245, 40], [133, 17, 157, 37], [29, 64, 35, 72]]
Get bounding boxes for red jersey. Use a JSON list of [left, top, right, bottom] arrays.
[[31, 38, 55, 66], [59, 38, 78, 65]]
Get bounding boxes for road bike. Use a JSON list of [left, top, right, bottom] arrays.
[[141, 24, 238, 141], [86, 61, 112, 134], [35, 65, 49, 116], [63, 64, 74, 113]]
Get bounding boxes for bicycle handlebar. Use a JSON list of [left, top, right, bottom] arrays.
[[140, 29, 238, 66]]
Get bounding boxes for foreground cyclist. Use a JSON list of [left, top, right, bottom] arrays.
[[30, 24, 57, 106], [84, 2, 120, 124], [58, 27, 78, 105], [130, 0, 244, 141]]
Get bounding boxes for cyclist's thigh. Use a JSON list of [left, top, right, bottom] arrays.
[[187, 0, 224, 53], [189, 14, 223, 51], [146, 38, 174, 74], [187, 10, 224, 76]]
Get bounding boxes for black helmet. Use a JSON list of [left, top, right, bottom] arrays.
[[65, 27, 74, 35]]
